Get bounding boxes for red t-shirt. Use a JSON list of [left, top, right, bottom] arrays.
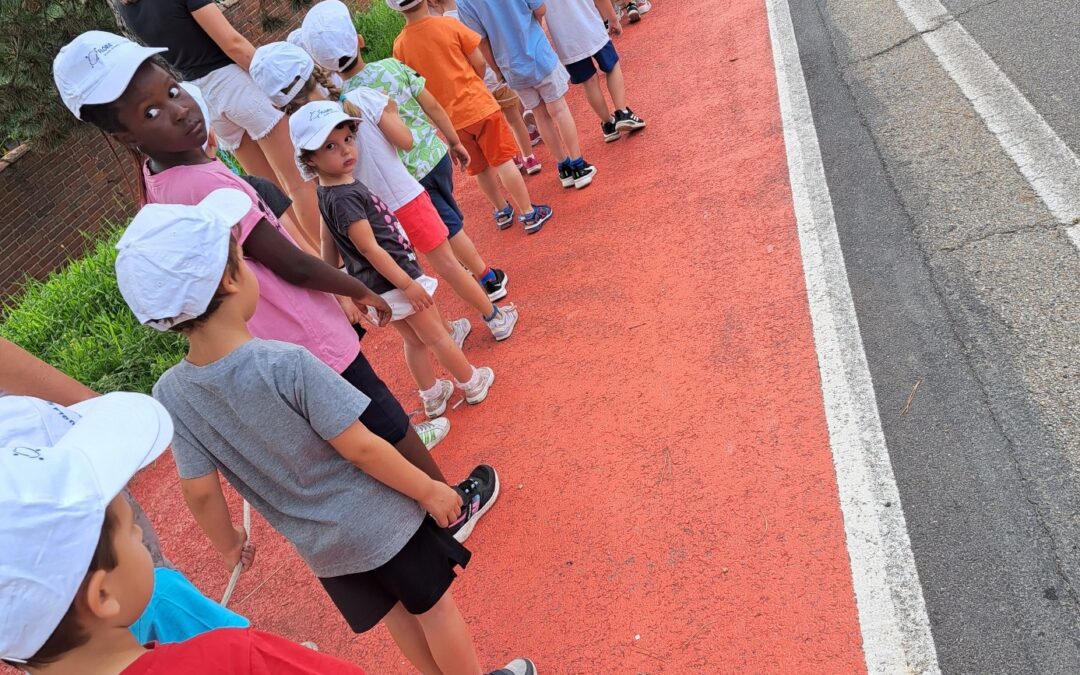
[[121, 628, 366, 674]]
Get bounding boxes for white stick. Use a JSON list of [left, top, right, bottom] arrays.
[[220, 500, 251, 608]]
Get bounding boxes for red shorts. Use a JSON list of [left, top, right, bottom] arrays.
[[457, 111, 519, 176], [394, 192, 449, 254]]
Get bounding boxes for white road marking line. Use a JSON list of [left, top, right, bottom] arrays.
[[765, 1, 941, 673], [894, 0, 1080, 252]]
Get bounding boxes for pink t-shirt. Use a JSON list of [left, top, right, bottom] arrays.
[[143, 160, 360, 373]]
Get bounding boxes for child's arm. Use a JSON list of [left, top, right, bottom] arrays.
[[377, 99, 415, 152], [180, 471, 256, 571], [243, 219, 392, 325], [594, 0, 621, 34], [414, 88, 471, 170], [320, 221, 366, 325], [472, 41, 502, 82], [329, 420, 462, 526], [191, 3, 257, 69], [347, 218, 433, 313]]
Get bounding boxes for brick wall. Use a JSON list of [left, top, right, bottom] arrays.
[[0, 0, 309, 302]]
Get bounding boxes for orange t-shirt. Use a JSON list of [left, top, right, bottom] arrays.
[[393, 16, 499, 130]]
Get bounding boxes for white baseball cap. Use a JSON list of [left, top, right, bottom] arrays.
[[179, 82, 212, 150], [53, 30, 167, 120], [115, 189, 252, 331], [289, 100, 360, 152], [250, 42, 316, 108], [301, 0, 359, 72], [0, 392, 173, 663], [286, 28, 308, 51], [385, 0, 425, 11]]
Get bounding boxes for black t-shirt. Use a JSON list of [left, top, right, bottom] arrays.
[[241, 175, 292, 219], [317, 181, 422, 295], [115, 0, 234, 80]]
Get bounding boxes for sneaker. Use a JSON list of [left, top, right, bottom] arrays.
[[638, 0, 651, 13], [602, 117, 620, 142], [614, 107, 647, 132], [558, 162, 575, 188], [422, 379, 455, 418], [484, 303, 518, 341], [483, 268, 509, 301], [572, 160, 597, 189], [493, 202, 515, 230], [627, 0, 641, 22], [520, 204, 553, 234], [449, 317, 472, 349], [528, 125, 541, 145], [614, 3, 625, 20], [460, 366, 495, 404], [485, 658, 536, 675], [415, 417, 451, 450], [523, 155, 542, 175], [446, 464, 500, 542], [513, 154, 524, 171]]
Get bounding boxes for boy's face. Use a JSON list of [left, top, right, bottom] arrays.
[[309, 123, 358, 177], [102, 495, 156, 626], [113, 62, 208, 156]]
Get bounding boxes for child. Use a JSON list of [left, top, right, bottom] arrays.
[[425, 0, 541, 173], [448, 0, 599, 189], [250, 43, 523, 338], [112, 192, 531, 675], [54, 31, 500, 541], [544, 0, 646, 142], [299, 0, 520, 299], [0, 391, 368, 673], [389, 0, 556, 229], [293, 101, 497, 415]]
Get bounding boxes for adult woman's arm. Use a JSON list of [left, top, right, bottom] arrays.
[[191, 3, 256, 70], [0, 338, 97, 404]]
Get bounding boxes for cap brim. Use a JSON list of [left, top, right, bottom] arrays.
[[201, 188, 253, 230], [300, 112, 362, 150], [79, 45, 167, 117], [61, 392, 173, 499]]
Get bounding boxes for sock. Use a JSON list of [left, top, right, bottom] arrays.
[[457, 366, 481, 389], [479, 268, 496, 284], [483, 306, 500, 322], [558, 157, 572, 171], [571, 156, 586, 169], [420, 381, 445, 402]]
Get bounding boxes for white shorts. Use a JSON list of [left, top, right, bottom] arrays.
[[513, 63, 570, 111], [191, 64, 284, 152], [377, 274, 439, 322]]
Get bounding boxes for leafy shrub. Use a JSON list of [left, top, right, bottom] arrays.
[[354, 0, 404, 63], [0, 226, 185, 394]]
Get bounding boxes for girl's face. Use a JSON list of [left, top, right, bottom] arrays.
[[113, 62, 208, 156], [308, 123, 358, 177]]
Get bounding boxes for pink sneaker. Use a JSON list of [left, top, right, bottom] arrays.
[[512, 154, 524, 170], [528, 125, 541, 146], [523, 155, 541, 175]]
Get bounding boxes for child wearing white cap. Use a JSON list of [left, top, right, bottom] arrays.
[[0, 391, 370, 673], [113, 190, 532, 675], [291, 101, 499, 415]]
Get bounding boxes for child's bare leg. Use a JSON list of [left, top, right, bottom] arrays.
[[604, 62, 629, 110], [495, 161, 534, 214], [393, 319, 438, 390], [383, 603, 444, 675], [395, 429, 448, 483], [545, 96, 583, 158], [448, 231, 486, 277], [528, 102, 568, 160], [405, 306, 475, 383], [581, 74, 612, 123], [502, 104, 533, 157], [425, 242, 495, 316], [473, 168, 507, 210], [415, 591, 482, 675]]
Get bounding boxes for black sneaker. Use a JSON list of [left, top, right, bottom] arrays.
[[483, 268, 509, 301], [602, 117, 620, 142], [572, 160, 597, 189], [627, 0, 641, 22], [445, 464, 500, 542], [614, 107, 646, 132], [558, 162, 575, 188]]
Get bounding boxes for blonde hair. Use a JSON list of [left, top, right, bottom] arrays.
[[283, 67, 364, 117]]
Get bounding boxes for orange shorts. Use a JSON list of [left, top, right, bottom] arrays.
[[457, 111, 519, 177], [394, 192, 449, 254]]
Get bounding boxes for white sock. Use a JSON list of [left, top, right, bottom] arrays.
[[420, 381, 445, 401], [457, 367, 481, 390]]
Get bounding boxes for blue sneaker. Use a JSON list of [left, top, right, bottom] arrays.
[[520, 204, 552, 234], [493, 202, 515, 230]]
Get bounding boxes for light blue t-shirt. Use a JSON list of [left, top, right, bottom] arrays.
[[130, 568, 249, 644], [458, 0, 559, 90]]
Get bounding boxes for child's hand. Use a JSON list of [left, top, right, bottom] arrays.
[[337, 294, 365, 324], [608, 18, 623, 36], [403, 280, 434, 313], [354, 295, 393, 327], [421, 481, 464, 527], [449, 141, 471, 171], [222, 525, 256, 573]]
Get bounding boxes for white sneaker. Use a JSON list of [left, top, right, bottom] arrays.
[[415, 417, 451, 450], [450, 318, 472, 349], [484, 303, 519, 341], [422, 379, 455, 418], [460, 367, 495, 404]]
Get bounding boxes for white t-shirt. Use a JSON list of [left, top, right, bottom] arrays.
[[342, 87, 424, 212], [544, 0, 610, 65]]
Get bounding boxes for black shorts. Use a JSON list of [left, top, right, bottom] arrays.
[[319, 518, 471, 632], [339, 349, 410, 445]]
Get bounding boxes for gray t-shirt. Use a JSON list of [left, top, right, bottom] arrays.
[[152, 339, 425, 577]]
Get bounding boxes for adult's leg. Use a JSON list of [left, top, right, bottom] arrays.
[[582, 74, 613, 122], [448, 230, 487, 277], [545, 96, 583, 159], [233, 133, 320, 252], [256, 120, 323, 249], [604, 62, 629, 111], [383, 603, 444, 675], [425, 242, 495, 316], [495, 161, 535, 214], [415, 591, 483, 675], [528, 102, 569, 161]]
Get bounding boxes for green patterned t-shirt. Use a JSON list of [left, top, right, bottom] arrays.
[[343, 59, 448, 180]]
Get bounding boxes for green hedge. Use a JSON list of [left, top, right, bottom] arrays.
[[354, 1, 404, 62]]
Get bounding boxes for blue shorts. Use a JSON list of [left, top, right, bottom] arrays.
[[566, 41, 620, 85], [418, 153, 464, 238]]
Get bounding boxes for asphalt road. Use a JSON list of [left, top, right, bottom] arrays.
[[788, 0, 1080, 671]]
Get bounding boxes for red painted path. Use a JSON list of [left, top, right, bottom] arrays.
[[131, 1, 868, 671]]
